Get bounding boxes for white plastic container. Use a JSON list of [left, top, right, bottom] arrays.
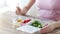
[[12, 16, 43, 34], [16, 25, 40, 34]]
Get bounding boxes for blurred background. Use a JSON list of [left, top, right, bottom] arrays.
[[0, 0, 38, 16]]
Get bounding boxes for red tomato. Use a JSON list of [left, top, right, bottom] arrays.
[[23, 19, 31, 23]]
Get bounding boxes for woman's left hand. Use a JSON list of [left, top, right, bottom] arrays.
[[40, 21, 56, 34]]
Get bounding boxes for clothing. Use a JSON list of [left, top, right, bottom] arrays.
[[37, 0, 60, 21]]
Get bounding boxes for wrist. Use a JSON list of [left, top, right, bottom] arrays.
[[54, 21, 60, 28], [21, 7, 28, 15]]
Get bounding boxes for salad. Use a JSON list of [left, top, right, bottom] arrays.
[[30, 20, 42, 28]]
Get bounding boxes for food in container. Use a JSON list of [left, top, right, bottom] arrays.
[[30, 20, 42, 28], [12, 17, 32, 28]]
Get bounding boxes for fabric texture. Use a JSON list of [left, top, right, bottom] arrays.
[[37, 0, 60, 21]]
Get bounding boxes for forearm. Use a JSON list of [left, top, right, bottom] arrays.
[[22, 0, 35, 13]]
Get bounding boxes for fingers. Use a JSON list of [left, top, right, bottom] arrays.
[[16, 6, 26, 15], [16, 6, 21, 11], [16, 6, 21, 15], [40, 24, 49, 33], [40, 23, 55, 34], [43, 24, 48, 27]]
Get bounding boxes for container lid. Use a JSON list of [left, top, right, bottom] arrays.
[[16, 25, 40, 34]]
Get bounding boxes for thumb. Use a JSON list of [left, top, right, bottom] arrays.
[[16, 6, 21, 12], [43, 24, 48, 27], [16, 6, 22, 15]]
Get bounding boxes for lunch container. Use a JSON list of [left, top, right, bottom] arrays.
[[12, 15, 43, 34]]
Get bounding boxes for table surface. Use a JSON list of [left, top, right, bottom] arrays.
[[0, 11, 60, 34]]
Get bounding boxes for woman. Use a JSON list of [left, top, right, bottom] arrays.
[[16, 0, 60, 33]]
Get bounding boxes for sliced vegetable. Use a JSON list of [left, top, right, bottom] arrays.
[[17, 19, 23, 23], [30, 20, 42, 28], [23, 19, 31, 23]]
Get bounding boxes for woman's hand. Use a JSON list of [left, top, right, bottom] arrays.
[[16, 0, 35, 15], [40, 21, 57, 34], [16, 6, 26, 15]]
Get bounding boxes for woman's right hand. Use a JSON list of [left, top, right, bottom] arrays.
[[16, 0, 35, 15], [16, 6, 26, 15]]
